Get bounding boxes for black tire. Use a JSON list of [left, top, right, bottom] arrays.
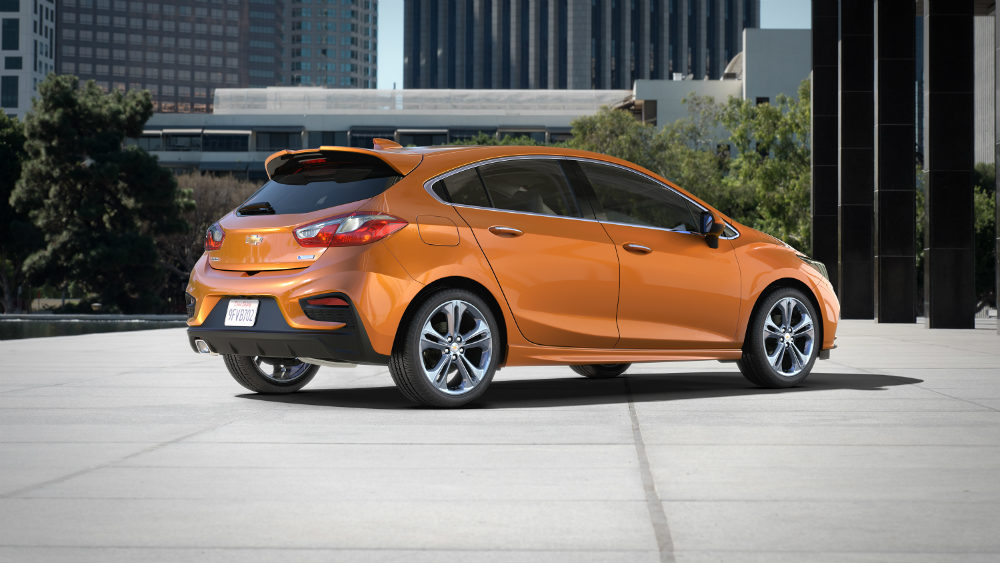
[[738, 287, 820, 388], [569, 363, 631, 379], [222, 355, 319, 394], [388, 289, 500, 407]]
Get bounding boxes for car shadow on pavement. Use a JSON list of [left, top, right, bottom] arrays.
[[239, 371, 923, 410]]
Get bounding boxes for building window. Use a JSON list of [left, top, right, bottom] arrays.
[[1, 75, 17, 108], [4, 55, 21, 69], [1, 19, 18, 50], [256, 132, 301, 152], [0, 1, 19, 12]]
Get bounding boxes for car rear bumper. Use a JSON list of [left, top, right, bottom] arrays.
[[187, 296, 388, 365]]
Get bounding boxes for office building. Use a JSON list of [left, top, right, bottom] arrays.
[[287, 0, 377, 88], [404, 0, 760, 89], [1, 0, 56, 117], [55, 0, 376, 113]]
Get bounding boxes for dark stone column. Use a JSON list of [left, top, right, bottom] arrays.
[[811, 0, 839, 293], [874, 0, 916, 322], [923, 0, 975, 328], [838, 0, 875, 319]]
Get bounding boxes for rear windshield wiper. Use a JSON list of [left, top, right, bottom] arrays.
[[237, 201, 276, 215]]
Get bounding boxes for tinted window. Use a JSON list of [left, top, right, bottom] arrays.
[[240, 154, 400, 215], [581, 162, 699, 231], [436, 168, 492, 207], [477, 159, 581, 218]]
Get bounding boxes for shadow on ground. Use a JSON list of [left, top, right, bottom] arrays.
[[240, 371, 923, 410]]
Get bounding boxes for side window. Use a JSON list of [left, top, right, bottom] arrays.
[[477, 159, 582, 218], [435, 168, 492, 207], [581, 162, 700, 231]]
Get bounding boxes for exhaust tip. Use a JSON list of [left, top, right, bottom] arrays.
[[194, 339, 214, 354]]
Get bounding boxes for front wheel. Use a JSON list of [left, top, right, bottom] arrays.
[[738, 288, 819, 388], [388, 289, 500, 407], [569, 363, 631, 379], [222, 355, 319, 394]]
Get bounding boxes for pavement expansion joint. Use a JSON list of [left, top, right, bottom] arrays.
[[625, 375, 676, 563]]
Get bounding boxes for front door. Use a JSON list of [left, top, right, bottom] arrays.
[[445, 158, 620, 348], [577, 160, 742, 349]]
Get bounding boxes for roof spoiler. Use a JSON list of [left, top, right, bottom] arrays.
[[264, 141, 421, 180]]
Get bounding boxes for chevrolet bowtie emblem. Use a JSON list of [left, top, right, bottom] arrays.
[[245, 234, 263, 245]]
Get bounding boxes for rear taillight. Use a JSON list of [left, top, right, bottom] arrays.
[[204, 223, 225, 251], [293, 212, 407, 248]]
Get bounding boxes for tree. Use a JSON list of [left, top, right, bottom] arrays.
[[10, 75, 187, 313], [713, 81, 812, 253], [0, 113, 39, 313], [155, 173, 259, 312], [447, 132, 545, 146]]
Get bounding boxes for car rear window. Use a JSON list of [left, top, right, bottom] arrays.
[[240, 153, 402, 215]]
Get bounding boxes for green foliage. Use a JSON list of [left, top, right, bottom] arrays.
[[712, 81, 812, 253], [0, 113, 39, 313], [448, 132, 545, 146], [566, 83, 812, 253], [10, 75, 187, 313], [566, 108, 669, 171], [972, 163, 996, 306]]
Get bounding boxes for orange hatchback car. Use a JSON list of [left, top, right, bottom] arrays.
[[186, 140, 839, 407]]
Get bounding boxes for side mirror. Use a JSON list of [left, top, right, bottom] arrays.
[[700, 211, 725, 249]]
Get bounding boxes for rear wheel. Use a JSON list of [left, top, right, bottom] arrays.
[[222, 355, 319, 393], [738, 288, 819, 388], [569, 363, 631, 379], [389, 289, 500, 407]]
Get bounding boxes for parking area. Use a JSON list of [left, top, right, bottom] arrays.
[[1, 319, 998, 563]]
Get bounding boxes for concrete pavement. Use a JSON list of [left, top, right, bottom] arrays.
[[0, 319, 998, 562]]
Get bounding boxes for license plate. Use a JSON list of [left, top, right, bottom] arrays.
[[224, 299, 259, 327]]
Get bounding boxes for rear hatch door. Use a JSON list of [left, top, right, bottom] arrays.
[[208, 148, 419, 271]]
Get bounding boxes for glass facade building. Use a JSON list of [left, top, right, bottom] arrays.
[[56, 0, 376, 114], [404, 0, 759, 89], [287, 0, 377, 88]]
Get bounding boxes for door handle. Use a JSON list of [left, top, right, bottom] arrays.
[[622, 242, 652, 254], [488, 225, 524, 237]]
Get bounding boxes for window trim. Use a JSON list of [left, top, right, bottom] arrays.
[[422, 154, 740, 239]]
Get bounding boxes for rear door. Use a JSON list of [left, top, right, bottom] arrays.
[[440, 158, 620, 348], [576, 160, 742, 350]]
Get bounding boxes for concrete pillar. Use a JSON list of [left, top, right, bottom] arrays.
[[420, 0, 434, 88], [455, 0, 468, 87], [547, 0, 560, 88], [692, 0, 705, 78], [838, 0, 875, 319], [638, 0, 651, 79], [923, 0, 975, 328], [874, 0, 916, 322], [811, 0, 839, 294], [528, 0, 540, 88], [436, 0, 450, 88], [567, 0, 591, 88]]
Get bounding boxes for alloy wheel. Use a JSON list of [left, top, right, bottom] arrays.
[[417, 299, 494, 395]]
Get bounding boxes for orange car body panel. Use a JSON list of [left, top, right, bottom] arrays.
[[187, 144, 840, 366]]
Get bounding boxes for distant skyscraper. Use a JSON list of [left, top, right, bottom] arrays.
[[1, 0, 56, 117], [55, 0, 377, 114], [404, 0, 759, 89], [287, 0, 377, 88]]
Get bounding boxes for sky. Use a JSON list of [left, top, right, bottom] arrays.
[[377, 0, 811, 89]]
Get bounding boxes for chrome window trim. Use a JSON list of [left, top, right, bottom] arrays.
[[422, 154, 740, 240]]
